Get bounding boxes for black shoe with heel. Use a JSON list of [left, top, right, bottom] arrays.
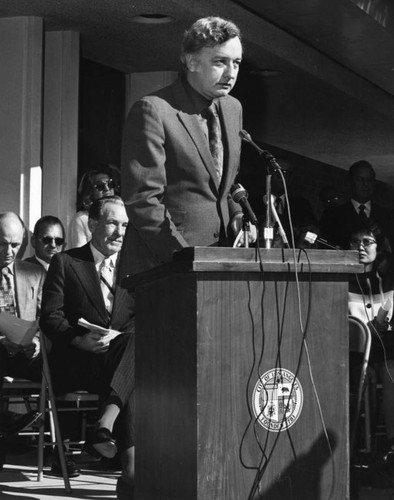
[[84, 427, 118, 459]]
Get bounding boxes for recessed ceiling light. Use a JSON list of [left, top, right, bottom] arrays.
[[131, 14, 175, 24]]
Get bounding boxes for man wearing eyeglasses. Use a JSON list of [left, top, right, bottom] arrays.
[[25, 216, 66, 271]]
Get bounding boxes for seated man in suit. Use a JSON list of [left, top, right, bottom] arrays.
[[320, 160, 393, 250], [0, 213, 43, 442], [25, 215, 66, 272], [40, 196, 135, 499]]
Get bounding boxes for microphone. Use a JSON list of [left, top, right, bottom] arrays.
[[239, 130, 282, 171], [230, 183, 258, 225], [304, 231, 341, 250]]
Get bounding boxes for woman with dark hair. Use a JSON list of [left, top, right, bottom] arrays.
[[348, 223, 393, 323], [348, 222, 394, 464], [68, 164, 120, 248]]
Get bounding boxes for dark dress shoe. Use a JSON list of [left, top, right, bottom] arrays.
[[85, 427, 118, 459], [116, 477, 134, 500], [0, 411, 41, 437], [50, 453, 81, 478]]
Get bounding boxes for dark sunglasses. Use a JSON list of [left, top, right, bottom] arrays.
[[40, 237, 65, 246], [93, 179, 116, 192]]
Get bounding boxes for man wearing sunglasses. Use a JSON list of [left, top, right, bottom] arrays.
[[25, 216, 66, 271]]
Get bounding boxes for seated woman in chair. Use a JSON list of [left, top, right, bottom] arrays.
[[348, 222, 394, 462]]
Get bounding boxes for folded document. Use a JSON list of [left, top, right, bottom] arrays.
[[0, 312, 38, 345]]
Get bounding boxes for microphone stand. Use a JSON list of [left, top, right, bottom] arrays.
[[264, 173, 274, 249], [239, 131, 281, 249], [242, 216, 250, 248]]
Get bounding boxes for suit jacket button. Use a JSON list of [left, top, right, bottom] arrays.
[[213, 231, 219, 238]]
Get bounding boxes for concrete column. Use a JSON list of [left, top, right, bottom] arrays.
[[42, 31, 80, 232], [125, 71, 177, 115], [0, 17, 43, 226]]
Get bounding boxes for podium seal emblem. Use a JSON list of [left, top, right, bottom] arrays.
[[252, 368, 303, 432]]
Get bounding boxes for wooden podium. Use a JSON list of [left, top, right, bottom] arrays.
[[127, 247, 362, 500]]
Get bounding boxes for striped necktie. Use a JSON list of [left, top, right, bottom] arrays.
[[100, 258, 115, 315], [0, 267, 16, 315]]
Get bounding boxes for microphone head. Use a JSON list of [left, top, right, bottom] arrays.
[[230, 183, 248, 203], [304, 231, 318, 244], [239, 129, 251, 142]]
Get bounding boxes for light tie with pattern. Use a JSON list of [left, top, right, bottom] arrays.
[[0, 267, 16, 315], [206, 103, 224, 183], [100, 258, 115, 316]]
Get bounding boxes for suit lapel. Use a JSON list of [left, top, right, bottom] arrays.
[[70, 248, 110, 325], [173, 79, 220, 193], [111, 285, 127, 325], [13, 260, 26, 318], [177, 111, 220, 192], [217, 98, 240, 196]]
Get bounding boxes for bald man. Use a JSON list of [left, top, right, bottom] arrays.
[[0, 212, 44, 435]]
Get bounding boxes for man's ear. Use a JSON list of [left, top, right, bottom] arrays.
[[31, 234, 37, 250], [185, 53, 198, 72], [87, 218, 98, 233]]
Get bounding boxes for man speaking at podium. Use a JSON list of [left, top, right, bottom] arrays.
[[120, 16, 256, 277]]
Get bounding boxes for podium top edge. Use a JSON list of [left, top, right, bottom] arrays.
[[123, 247, 364, 290], [173, 246, 361, 265]]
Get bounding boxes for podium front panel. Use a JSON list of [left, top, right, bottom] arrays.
[[132, 249, 356, 500]]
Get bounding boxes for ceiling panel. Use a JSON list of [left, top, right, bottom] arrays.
[[0, 0, 393, 182]]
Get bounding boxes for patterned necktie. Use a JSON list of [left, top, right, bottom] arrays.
[[0, 267, 16, 315], [100, 258, 115, 315], [206, 103, 224, 183], [358, 204, 368, 224]]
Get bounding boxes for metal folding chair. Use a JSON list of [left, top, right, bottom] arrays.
[[349, 315, 372, 457]]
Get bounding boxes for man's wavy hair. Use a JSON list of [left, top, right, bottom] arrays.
[[180, 17, 242, 71]]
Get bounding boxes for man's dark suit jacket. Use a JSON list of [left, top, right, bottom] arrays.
[[40, 243, 135, 450], [40, 243, 134, 354], [120, 76, 243, 277], [319, 200, 393, 249]]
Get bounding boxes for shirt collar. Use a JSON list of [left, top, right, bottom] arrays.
[[2, 261, 15, 275], [35, 255, 49, 271], [90, 243, 118, 269], [351, 199, 371, 211], [182, 76, 213, 114]]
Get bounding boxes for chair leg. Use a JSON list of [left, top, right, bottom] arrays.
[[37, 376, 46, 481], [42, 363, 72, 494], [364, 379, 372, 453]]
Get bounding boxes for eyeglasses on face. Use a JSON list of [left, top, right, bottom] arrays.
[[349, 238, 377, 248], [93, 179, 116, 192], [40, 237, 65, 246]]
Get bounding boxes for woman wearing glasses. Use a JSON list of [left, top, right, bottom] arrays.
[[68, 164, 120, 248], [348, 223, 394, 467]]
